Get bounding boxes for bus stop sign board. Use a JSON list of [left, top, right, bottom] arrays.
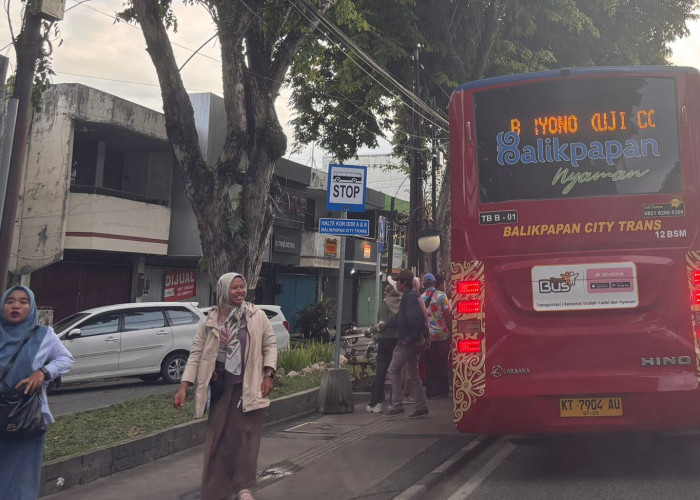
[[319, 218, 370, 236], [326, 164, 367, 212]]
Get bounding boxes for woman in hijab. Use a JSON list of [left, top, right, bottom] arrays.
[[0, 286, 74, 498], [174, 273, 277, 500]]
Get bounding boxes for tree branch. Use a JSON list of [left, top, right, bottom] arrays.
[[269, 0, 337, 93]]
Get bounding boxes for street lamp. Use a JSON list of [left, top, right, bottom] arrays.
[[417, 224, 440, 254]]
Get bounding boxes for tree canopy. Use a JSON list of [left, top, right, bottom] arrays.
[[290, 0, 698, 162], [287, 0, 697, 273], [121, 0, 697, 286]]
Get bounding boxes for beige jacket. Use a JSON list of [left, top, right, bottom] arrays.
[[182, 303, 278, 418]]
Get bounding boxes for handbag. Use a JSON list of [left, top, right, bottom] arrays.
[[0, 326, 47, 439]]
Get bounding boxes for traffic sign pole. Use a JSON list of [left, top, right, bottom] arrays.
[[373, 215, 386, 323], [334, 211, 347, 369]]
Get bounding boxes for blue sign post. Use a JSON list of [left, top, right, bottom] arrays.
[[319, 218, 370, 236]]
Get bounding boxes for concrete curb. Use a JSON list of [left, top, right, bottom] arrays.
[[393, 434, 499, 500], [39, 387, 320, 497]]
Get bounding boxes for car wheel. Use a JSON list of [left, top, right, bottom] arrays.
[[161, 352, 188, 384], [139, 373, 161, 382]]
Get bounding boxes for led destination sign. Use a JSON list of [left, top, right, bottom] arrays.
[[475, 76, 681, 202]]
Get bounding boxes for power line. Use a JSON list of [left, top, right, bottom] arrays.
[[294, 0, 449, 129]]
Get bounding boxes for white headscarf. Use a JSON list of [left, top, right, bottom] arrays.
[[216, 272, 248, 327], [215, 273, 248, 374]]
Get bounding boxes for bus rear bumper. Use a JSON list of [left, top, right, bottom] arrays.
[[454, 391, 700, 435]]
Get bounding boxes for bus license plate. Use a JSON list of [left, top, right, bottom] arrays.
[[559, 397, 623, 417]]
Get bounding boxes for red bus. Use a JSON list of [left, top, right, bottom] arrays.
[[449, 66, 700, 434]]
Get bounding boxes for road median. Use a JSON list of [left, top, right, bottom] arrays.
[[40, 387, 320, 497]]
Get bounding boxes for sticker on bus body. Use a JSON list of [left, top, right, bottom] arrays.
[[643, 196, 685, 218], [531, 262, 638, 312]]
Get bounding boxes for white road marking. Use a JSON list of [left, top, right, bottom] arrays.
[[447, 440, 517, 499]]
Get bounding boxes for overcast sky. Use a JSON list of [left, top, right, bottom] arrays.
[[1, 0, 699, 168]]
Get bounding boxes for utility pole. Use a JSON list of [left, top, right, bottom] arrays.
[[0, 7, 43, 291], [431, 108, 439, 274], [386, 197, 395, 277], [407, 45, 422, 273]]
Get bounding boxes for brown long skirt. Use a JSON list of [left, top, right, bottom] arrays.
[[201, 380, 264, 500]]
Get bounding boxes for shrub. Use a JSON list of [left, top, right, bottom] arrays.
[[277, 340, 334, 373], [294, 297, 335, 339]]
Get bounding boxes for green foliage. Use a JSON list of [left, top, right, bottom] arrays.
[[289, 0, 699, 163], [277, 340, 334, 372], [7, 18, 59, 113], [294, 297, 335, 339]]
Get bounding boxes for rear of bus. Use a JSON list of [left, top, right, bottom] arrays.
[[449, 66, 700, 434]]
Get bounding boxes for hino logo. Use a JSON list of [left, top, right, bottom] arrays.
[[640, 356, 692, 367]]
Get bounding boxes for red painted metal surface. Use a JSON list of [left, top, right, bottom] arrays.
[[449, 67, 700, 434]]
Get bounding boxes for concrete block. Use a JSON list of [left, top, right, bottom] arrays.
[[112, 442, 139, 472], [40, 455, 83, 496], [317, 369, 354, 414], [79, 448, 113, 484]]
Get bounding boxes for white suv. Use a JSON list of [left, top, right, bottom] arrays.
[[52, 302, 205, 384]]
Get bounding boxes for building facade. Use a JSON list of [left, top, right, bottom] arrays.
[[10, 85, 406, 328]]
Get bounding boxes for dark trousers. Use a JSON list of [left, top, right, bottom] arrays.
[[370, 338, 397, 405], [424, 339, 450, 398]]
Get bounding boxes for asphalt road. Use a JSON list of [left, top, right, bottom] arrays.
[[434, 432, 700, 499], [48, 377, 177, 417]]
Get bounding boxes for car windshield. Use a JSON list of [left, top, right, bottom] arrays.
[[52, 313, 90, 334]]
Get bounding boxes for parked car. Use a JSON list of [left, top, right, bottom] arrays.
[[199, 304, 290, 351], [51, 302, 205, 385]]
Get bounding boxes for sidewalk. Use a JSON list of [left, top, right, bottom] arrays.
[[43, 395, 480, 500]]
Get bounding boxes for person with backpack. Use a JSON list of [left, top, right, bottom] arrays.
[[365, 281, 402, 413], [378, 269, 430, 418]]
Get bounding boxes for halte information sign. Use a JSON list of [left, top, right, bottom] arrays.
[[326, 164, 367, 212], [319, 218, 370, 236]]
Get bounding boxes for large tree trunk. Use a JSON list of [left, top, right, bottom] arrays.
[[132, 1, 280, 288], [132, 0, 335, 289]]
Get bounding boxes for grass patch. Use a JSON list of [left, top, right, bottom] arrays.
[[44, 371, 324, 462]]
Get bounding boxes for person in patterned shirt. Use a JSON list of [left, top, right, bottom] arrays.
[[420, 273, 452, 398]]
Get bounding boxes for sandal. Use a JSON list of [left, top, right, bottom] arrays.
[[237, 489, 255, 500]]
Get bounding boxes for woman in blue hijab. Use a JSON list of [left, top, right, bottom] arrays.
[[0, 286, 74, 498]]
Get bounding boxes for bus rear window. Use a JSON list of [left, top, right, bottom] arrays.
[[475, 76, 681, 203]]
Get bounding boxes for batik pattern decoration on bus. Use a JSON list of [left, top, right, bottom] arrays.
[[685, 250, 700, 379], [451, 260, 486, 423]]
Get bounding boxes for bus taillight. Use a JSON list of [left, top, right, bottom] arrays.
[[457, 339, 481, 353], [693, 270, 700, 285], [458, 300, 481, 314], [694, 290, 700, 304], [457, 280, 480, 294]]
